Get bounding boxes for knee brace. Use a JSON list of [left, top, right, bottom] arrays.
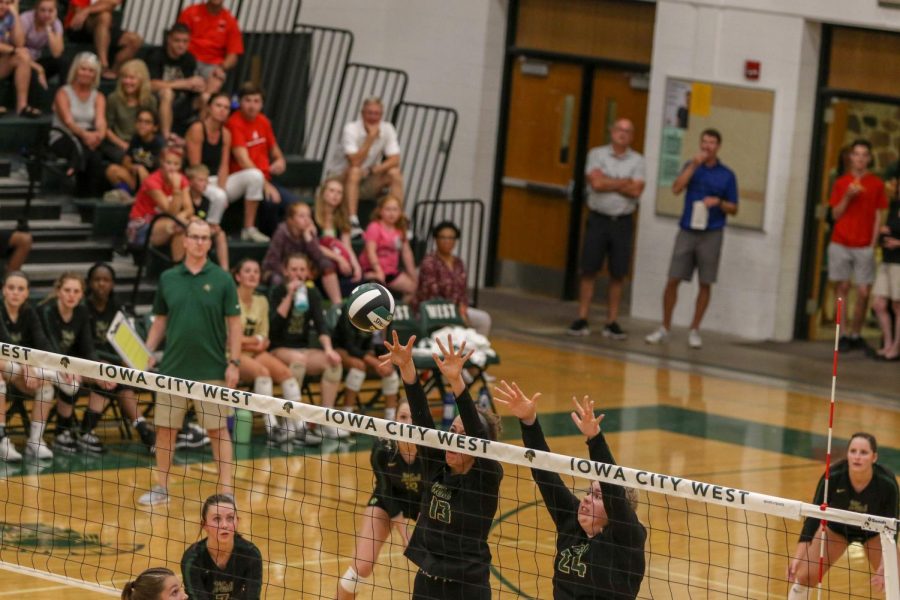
[[280, 377, 301, 402], [344, 368, 366, 393], [36, 382, 55, 403], [322, 364, 343, 383], [339, 566, 372, 594], [381, 372, 399, 396], [289, 362, 306, 385], [56, 377, 80, 399], [254, 376, 273, 397]]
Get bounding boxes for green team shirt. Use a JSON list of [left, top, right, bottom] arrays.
[[153, 260, 240, 380]]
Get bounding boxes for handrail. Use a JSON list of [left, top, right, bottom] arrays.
[[130, 213, 188, 307]]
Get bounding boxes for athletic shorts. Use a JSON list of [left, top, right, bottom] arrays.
[[367, 494, 419, 520], [412, 570, 491, 600], [826, 522, 878, 545], [872, 262, 900, 300], [67, 23, 127, 50], [579, 212, 633, 278], [154, 380, 232, 430], [668, 228, 725, 284], [827, 243, 875, 285]]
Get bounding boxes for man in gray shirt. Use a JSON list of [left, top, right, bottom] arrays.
[[569, 118, 645, 339]]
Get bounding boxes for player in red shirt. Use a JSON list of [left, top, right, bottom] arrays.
[[64, 0, 141, 79], [828, 139, 888, 351], [177, 0, 243, 92], [225, 82, 298, 240]]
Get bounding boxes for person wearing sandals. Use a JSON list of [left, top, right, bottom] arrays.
[[17, 0, 63, 118]]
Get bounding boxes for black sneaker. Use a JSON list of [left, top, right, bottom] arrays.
[[838, 336, 852, 353], [175, 424, 209, 449], [601, 322, 628, 340], [53, 429, 79, 455], [136, 421, 156, 454], [77, 431, 106, 454], [849, 336, 868, 351], [567, 319, 590, 336]]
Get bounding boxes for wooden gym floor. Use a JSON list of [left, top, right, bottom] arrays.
[[0, 328, 898, 598]]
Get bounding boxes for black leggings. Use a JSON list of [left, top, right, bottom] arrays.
[[412, 571, 491, 600]]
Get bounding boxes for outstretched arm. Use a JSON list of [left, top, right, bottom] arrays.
[[433, 335, 485, 439]]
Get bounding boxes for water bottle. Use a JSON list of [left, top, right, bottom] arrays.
[[230, 93, 240, 111], [477, 386, 491, 411], [441, 392, 456, 429], [234, 409, 253, 445], [293, 284, 309, 313]]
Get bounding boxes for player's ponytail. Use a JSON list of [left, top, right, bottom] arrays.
[[121, 567, 175, 600]]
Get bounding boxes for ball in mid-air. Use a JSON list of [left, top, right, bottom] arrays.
[[347, 282, 395, 331]]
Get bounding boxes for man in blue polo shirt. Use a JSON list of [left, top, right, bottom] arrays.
[[645, 129, 738, 349]]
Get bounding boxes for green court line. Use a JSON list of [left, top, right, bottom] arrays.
[[2, 405, 896, 477]]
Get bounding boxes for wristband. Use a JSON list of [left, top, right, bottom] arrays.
[[228, 359, 241, 367]]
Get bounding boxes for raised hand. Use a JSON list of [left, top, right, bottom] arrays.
[[433, 335, 472, 387], [492, 380, 539, 425], [380, 330, 417, 385], [570, 395, 604, 439]]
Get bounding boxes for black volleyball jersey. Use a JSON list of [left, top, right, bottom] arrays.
[[39, 301, 97, 360], [522, 419, 646, 599], [181, 533, 263, 600], [403, 379, 503, 586], [1, 303, 49, 350]]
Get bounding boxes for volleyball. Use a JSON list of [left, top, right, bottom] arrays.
[[347, 282, 395, 331]]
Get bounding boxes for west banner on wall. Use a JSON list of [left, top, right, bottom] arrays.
[[656, 78, 775, 230]]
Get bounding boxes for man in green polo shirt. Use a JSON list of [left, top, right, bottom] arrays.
[[139, 219, 242, 506]]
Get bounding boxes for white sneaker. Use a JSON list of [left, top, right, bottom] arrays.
[[0, 436, 22, 462], [349, 216, 363, 239], [319, 425, 351, 440], [296, 422, 323, 446], [24, 438, 53, 460], [644, 326, 669, 345], [241, 227, 270, 243], [138, 485, 169, 506], [688, 329, 703, 349]]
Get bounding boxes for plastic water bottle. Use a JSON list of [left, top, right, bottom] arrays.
[[230, 94, 240, 111], [234, 409, 253, 445], [477, 386, 491, 411], [293, 284, 309, 313], [441, 392, 456, 429]]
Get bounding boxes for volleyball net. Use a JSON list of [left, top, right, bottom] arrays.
[[0, 342, 897, 599]]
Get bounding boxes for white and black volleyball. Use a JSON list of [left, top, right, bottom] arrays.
[[347, 282, 396, 331]]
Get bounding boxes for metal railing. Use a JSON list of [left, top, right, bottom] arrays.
[[295, 24, 354, 160], [130, 213, 188, 307], [391, 101, 457, 210], [411, 199, 486, 307], [320, 63, 408, 169]]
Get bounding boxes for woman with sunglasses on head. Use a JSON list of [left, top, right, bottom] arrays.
[[494, 382, 647, 599]]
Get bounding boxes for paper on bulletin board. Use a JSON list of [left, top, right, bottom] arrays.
[[689, 83, 712, 117], [658, 127, 685, 188]]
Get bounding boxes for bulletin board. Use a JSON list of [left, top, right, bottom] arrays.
[[656, 78, 775, 230]]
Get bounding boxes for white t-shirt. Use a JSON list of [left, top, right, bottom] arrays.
[[584, 144, 645, 216], [325, 119, 401, 176]]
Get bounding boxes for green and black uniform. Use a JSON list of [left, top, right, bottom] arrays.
[[181, 533, 263, 600], [153, 261, 240, 380], [403, 379, 503, 600], [38, 302, 98, 403], [1, 303, 50, 351], [799, 461, 899, 544], [522, 418, 646, 599], [368, 438, 423, 519], [268, 282, 328, 350]]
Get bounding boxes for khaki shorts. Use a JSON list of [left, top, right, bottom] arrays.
[[873, 263, 900, 300], [668, 228, 724, 285], [154, 380, 232, 431]]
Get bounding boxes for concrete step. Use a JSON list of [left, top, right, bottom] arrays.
[[28, 240, 115, 264], [0, 199, 61, 220], [30, 282, 157, 306], [22, 260, 140, 287]]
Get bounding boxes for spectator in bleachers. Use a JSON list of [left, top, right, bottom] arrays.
[[231, 257, 308, 447], [0, 271, 55, 461], [49, 51, 109, 197], [226, 81, 297, 241], [84, 262, 156, 453], [185, 92, 266, 241], [414, 220, 491, 336], [104, 58, 157, 163], [17, 0, 64, 118], [261, 203, 342, 303], [177, 0, 242, 92], [314, 177, 362, 297], [185, 163, 228, 269], [126, 145, 193, 260], [144, 23, 203, 142], [360, 195, 417, 303], [0, 0, 27, 117], [38, 272, 116, 455], [324, 97, 403, 238], [1, 227, 33, 273], [105, 107, 164, 195], [268, 253, 346, 441], [63, 0, 141, 80]]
